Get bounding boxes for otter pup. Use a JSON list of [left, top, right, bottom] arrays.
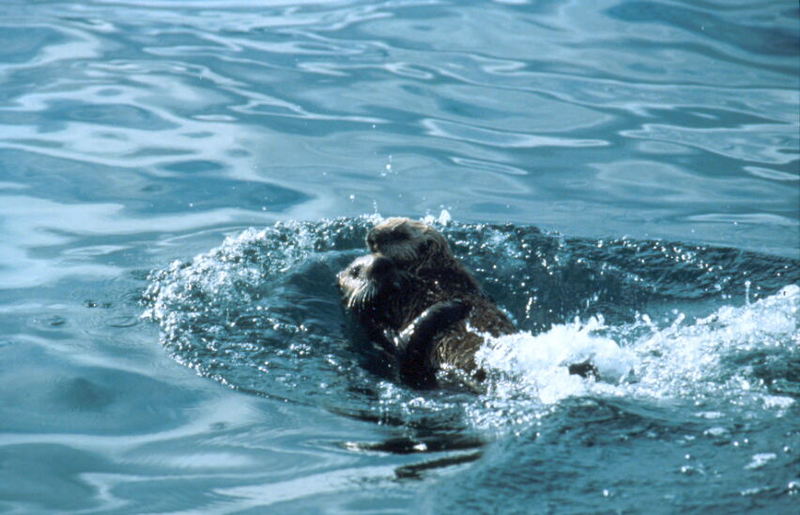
[[337, 253, 406, 348]]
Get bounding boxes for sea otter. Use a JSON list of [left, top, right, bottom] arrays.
[[337, 252, 471, 387], [339, 218, 596, 389], [338, 218, 515, 388]]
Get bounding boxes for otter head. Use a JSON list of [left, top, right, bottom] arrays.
[[366, 218, 452, 273], [337, 253, 403, 317]]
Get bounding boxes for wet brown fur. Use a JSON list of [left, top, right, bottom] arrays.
[[339, 218, 516, 386]]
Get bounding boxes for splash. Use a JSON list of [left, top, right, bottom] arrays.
[[477, 317, 635, 402], [627, 284, 799, 403], [467, 284, 799, 433]]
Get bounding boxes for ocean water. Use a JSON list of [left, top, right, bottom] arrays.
[[0, 0, 798, 513]]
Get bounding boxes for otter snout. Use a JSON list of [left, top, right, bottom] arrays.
[[338, 253, 403, 313]]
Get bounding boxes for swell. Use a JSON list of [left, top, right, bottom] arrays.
[[142, 218, 799, 434]]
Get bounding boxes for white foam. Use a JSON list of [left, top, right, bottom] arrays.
[[476, 316, 636, 406], [469, 285, 799, 433], [422, 209, 452, 226]]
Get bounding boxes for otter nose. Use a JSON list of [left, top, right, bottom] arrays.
[[368, 254, 395, 278]]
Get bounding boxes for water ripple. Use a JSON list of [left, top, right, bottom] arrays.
[[623, 123, 799, 164], [422, 118, 609, 149], [0, 0, 798, 511]]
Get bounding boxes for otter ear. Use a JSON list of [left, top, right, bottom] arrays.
[[394, 300, 470, 389]]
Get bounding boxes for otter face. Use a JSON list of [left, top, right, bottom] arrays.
[[337, 253, 401, 313], [366, 218, 450, 272]]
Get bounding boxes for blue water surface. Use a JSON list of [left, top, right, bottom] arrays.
[[1, 0, 798, 513]]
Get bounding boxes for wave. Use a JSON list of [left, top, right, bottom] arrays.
[[142, 215, 799, 436]]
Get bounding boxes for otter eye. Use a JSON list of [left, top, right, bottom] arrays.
[[350, 265, 363, 277]]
